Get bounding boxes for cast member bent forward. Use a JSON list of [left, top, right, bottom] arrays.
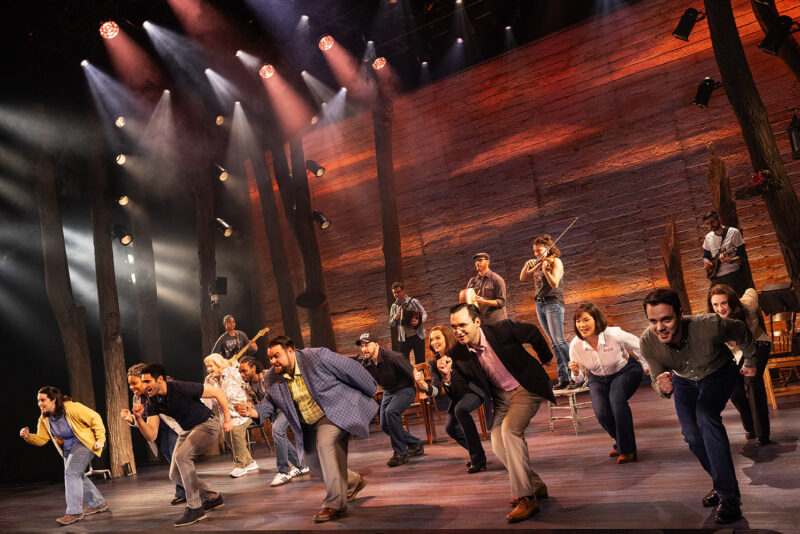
[[238, 336, 377, 523]]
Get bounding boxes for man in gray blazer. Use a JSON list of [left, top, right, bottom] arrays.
[[237, 335, 378, 523]]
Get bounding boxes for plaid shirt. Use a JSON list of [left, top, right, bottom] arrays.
[[282, 367, 324, 425]]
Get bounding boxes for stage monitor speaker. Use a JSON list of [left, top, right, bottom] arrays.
[[215, 276, 228, 295]]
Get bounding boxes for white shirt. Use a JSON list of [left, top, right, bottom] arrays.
[[702, 227, 744, 278], [568, 326, 648, 382]]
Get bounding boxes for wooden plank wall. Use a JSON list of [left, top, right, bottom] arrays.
[[250, 0, 800, 355]]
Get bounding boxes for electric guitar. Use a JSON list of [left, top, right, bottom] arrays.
[[705, 246, 738, 279], [230, 327, 269, 364]]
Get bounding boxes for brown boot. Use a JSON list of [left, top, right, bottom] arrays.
[[506, 496, 539, 523], [617, 451, 638, 464], [509, 484, 548, 506]]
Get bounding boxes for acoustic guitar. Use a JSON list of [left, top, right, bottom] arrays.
[[230, 327, 269, 364], [705, 246, 738, 279]]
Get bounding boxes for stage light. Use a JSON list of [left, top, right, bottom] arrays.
[[301, 15, 309, 21], [117, 195, 129, 206], [421, 61, 428, 66], [673, 8, 705, 41], [214, 217, 233, 237], [235, 50, 243, 57], [312, 210, 330, 229], [311, 115, 319, 125], [319, 35, 334, 51], [692, 77, 722, 107], [112, 224, 133, 245], [81, 59, 89, 67], [259, 64, 275, 79], [505, 26, 512, 31], [759, 15, 800, 56], [219, 169, 229, 182], [306, 160, 325, 177], [215, 115, 225, 126], [788, 113, 800, 160], [115, 116, 126, 128], [457, 37, 464, 44], [99, 21, 120, 39], [116, 154, 127, 165], [372, 57, 387, 70]]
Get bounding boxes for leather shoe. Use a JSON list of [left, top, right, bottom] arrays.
[[617, 451, 637, 464], [702, 489, 719, 508], [552, 380, 570, 390], [506, 496, 539, 523], [467, 460, 486, 474], [510, 485, 548, 506], [346, 475, 367, 502], [609, 448, 619, 457], [757, 437, 773, 446], [387, 453, 409, 467], [313, 507, 346, 523], [715, 499, 742, 524]]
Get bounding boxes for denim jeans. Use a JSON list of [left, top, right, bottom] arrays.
[[587, 358, 643, 454], [672, 362, 740, 500], [157, 424, 185, 500], [444, 392, 486, 465], [536, 300, 570, 382], [63, 441, 105, 515], [379, 386, 420, 455], [272, 411, 304, 474]]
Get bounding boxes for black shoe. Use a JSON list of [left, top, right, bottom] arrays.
[[171, 497, 186, 506], [745, 432, 756, 440], [553, 380, 570, 390], [702, 489, 719, 507], [387, 453, 409, 467], [467, 460, 486, 473], [202, 494, 224, 512], [174, 507, 207, 527], [757, 437, 773, 446], [715, 499, 742, 524], [408, 443, 425, 457]]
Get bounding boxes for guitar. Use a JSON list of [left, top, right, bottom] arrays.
[[705, 246, 738, 279], [230, 327, 269, 364]]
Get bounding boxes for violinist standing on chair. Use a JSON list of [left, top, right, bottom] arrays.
[[465, 252, 508, 324]]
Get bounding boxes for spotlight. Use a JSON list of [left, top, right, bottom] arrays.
[[116, 154, 127, 165], [117, 194, 129, 206], [457, 37, 464, 44], [218, 166, 229, 181], [99, 21, 120, 39], [692, 77, 721, 107], [312, 210, 330, 229], [259, 64, 275, 79], [505, 26, 512, 31], [672, 8, 705, 41], [311, 116, 319, 125], [81, 59, 89, 67], [306, 160, 325, 177], [372, 57, 387, 70], [115, 116, 125, 128], [215, 115, 225, 126], [301, 14, 309, 21], [112, 224, 133, 245], [235, 50, 243, 57], [759, 15, 800, 56], [319, 35, 334, 51], [215, 218, 233, 237], [788, 113, 800, 160], [421, 61, 429, 67]]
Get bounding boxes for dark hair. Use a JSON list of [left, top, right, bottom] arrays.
[[127, 363, 147, 378], [449, 302, 481, 321], [142, 362, 167, 380], [239, 356, 264, 374], [427, 326, 457, 359], [223, 315, 234, 323], [703, 210, 719, 222], [38, 386, 70, 417], [707, 284, 746, 321], [268, 335, 295, 351], [391, 281, 404, 290], [572, 302, 608, 340], [532, 234, 561, 258], [643, 289, 682, 317]]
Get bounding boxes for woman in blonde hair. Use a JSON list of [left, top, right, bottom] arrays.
[[204, 353, 258, 477]]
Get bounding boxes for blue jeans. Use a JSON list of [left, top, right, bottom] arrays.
[[380, 386, 421, 455], [536, 300, 570, 382], [444, 392, 486, 465], [272, 411, 304, 474], [588, 358, 643, 454], [157, 423, 185, 500], [672, 362, 740, 500], [63, 441, 105, 515]]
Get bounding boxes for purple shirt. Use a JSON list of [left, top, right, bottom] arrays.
[[471, 328, 520, 391]]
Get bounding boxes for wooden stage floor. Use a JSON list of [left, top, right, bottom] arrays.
[[2, 385, 798, 532]]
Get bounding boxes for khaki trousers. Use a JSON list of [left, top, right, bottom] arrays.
[[224, 420, 254, 468], [302, 417, 362, 511], [490, 386, 544, 498]]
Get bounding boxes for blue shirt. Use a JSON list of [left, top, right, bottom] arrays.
[[48, 414, 78, 451]]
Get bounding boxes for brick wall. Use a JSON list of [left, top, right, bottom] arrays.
[[250, 0, 800, 360]]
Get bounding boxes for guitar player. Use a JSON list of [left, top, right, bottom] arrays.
[[212, 315, 258, 362], [701, 211, 749, 297], [389, 282, 428, 365]]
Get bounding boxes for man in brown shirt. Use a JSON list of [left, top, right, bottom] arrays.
[[465, 252, 508, 324]]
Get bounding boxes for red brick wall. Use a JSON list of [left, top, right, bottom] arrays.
[[250, 0, 800, 360]]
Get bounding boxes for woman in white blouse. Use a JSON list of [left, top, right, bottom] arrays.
[[568, 303, 649, 464], [204, 353, 259, 478]]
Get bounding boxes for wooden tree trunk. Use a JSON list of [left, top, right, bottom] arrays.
[[704, 0, 800, 303], [750, 0, 800, 83], [660, 218, 693, 315], [705, 143, 755, 290], [87, 148, 136, 478], [372, 98, 404, 352], [247, 157, 303, 346], [270, 140, 336, 350], [34, 105, 96, 409]]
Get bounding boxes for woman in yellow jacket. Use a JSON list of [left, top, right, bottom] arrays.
[[19, 386, 110, 526]]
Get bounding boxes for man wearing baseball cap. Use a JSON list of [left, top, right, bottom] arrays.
[[356, 332, 424, 467], [465, 252, 508, 324]]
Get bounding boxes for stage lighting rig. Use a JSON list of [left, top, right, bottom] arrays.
[[673, 8, 705, 41], [692, 77, 721, 107]]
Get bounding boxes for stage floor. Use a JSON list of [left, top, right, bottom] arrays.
[[2, 386, 798, 532]]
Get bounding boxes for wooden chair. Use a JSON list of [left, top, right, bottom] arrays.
[[763, 310, 800, 409], [403, 364, 434, 444]]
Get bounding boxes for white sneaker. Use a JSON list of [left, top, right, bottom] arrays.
[[288, 466, 310, 478], [229, 467, 248, 478], [270, 472, 293, 487], [245, 461, 259, 472]]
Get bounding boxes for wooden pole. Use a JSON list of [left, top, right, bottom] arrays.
[[660, 217, 693, 315]]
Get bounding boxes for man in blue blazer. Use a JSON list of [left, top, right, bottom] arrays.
[[449, 303, 555, 524], [237, 336, 378, 523]]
